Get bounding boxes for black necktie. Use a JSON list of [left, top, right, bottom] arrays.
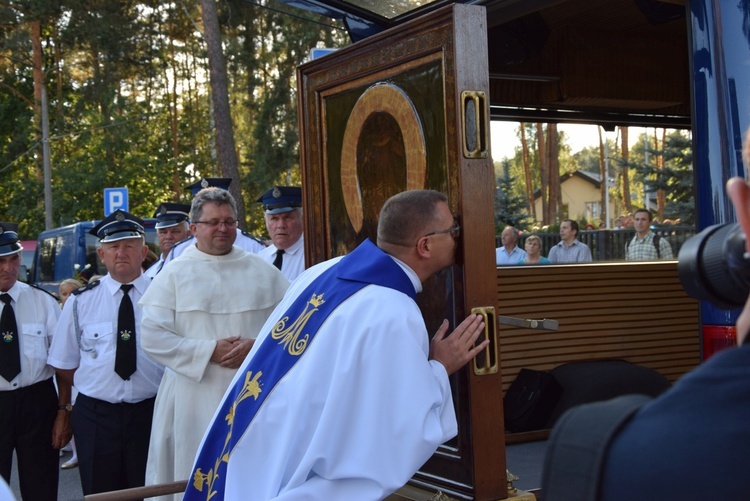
[[0, 293, 21, 382], [115, 284, 137, 380], [272, 249, 284, 270]]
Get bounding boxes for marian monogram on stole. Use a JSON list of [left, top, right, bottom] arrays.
[[269, 293, 325, 355], [191, 293, 325, 499]]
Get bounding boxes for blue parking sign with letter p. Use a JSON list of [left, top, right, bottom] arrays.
[[104, 187, 129, 216]]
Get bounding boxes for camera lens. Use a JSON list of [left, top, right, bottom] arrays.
[[678, 223, 750, 309]]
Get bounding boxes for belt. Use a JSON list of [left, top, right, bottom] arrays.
[[0, 377, 54, 395], [77, 392, 156, 407]]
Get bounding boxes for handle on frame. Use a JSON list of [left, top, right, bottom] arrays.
[[461, 90, 488, 159], [472, 306, 498, 376]]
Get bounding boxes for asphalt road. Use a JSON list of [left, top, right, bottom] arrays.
[[7, 442, 546, 500], [9, 450, 83, 501]]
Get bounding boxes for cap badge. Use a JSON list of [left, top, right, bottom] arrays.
[[160, 206, 167, 215], [201, 178, 209, 189], [272, 187, 282, 199], [115, 212, 125, 221]]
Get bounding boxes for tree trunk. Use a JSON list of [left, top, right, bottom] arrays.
[[536, 123, 549, 225], [547, 124, 561, 222], [598, 126, 607, 226], [520, 124, 535, 220], [657, 128, 666, 220], [169, 15, 181, 200], [31, 20, 44, 182], [621, 126, 632, 213], [199, 0, 246, 226]]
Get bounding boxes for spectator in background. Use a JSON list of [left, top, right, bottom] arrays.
[[625, 208, 673, 261], [517, 235, 550, 265], [143, 250, 159, 273], [548, 220, 592, 263], [496, 226, 527, 265], [59, 278, 82, 306]]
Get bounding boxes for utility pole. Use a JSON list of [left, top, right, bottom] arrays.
[[644, 129, 651, 211], [41, 83, 53, 230], [603, 129, 611, 229]]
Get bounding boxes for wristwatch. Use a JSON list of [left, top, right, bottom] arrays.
[[58, 404, 73, 412]]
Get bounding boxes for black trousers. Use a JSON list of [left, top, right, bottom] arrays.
[[0, 378, 59, 501], [73, 392, 155, 496]]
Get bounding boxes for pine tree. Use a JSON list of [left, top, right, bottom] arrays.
[[495, 159, 531, 231], [633, 130, 694, 225]]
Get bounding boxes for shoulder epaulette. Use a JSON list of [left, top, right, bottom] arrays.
[[174, 235, 194, 247], [72, 279, 101, 296], [29, 283, 60, 301], [240, 229, 265, 246], [167, 235, 195, 260]]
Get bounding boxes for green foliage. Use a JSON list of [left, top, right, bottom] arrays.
[[573, 145, 601, 174], [0, 0, 346, 240], [494, 159, 531, 231], [632, 130, 694, 225]]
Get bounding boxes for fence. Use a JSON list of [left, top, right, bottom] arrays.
[[496, 226, 696, 261]]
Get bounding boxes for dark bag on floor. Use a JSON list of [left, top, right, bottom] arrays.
[[504, 368, 563, 432]]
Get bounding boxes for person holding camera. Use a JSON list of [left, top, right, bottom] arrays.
[[542, 175, 750, 500]]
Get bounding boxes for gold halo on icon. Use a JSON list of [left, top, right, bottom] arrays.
[[340, 84, 427, 233]]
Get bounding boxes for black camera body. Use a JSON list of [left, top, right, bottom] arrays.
[[678, 223, 750, 309]]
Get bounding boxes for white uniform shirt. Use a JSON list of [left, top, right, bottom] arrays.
[[48, 273, 163, 403], [495, 246, 527, 265], [0, 281, 59, 391], [144, 256, 165, 279], [257, 234, 305, 282]]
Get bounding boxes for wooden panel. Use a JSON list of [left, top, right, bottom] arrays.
[[496, 261, 701, 392]]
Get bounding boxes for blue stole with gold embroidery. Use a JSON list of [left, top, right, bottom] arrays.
[[184, 239, 415, 500]]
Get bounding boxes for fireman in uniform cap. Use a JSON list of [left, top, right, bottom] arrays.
[[0, 222, 68, 501], [163, 178, 265, 267], [48, 210, 164, 496], [257, 186, 306, 282], [145, 202, 191, 278]]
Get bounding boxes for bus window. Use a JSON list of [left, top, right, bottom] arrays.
[[491, 121, 694, 264]]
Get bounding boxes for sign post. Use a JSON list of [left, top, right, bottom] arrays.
[[104, 187, 129, 216]]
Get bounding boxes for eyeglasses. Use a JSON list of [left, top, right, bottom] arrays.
[[194, 219, 238, 229], [424, 225, 461, 238]]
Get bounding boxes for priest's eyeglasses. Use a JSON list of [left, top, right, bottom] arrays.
[[194, 219, 238, 229], [424, 225, 461, 238]]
